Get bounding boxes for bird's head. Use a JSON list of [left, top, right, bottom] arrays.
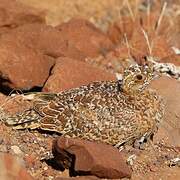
[[122, 64, 155, 94]]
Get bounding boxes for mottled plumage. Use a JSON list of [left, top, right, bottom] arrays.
[[2, 64, 164, 147]]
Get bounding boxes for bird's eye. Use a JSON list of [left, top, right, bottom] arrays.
[[136, 74, 143, 80]]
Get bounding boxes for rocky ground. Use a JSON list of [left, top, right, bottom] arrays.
[[0, 0, 179, 179]]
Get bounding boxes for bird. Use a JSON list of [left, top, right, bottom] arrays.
[[1, 64, 164, 148]]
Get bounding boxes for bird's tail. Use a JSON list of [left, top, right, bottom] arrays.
[[1, 108, 41, 130]]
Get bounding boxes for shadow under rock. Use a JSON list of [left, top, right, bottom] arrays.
[[0, 82, 43, 95]]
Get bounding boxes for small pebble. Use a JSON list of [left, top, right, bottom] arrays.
[[127, 154, 137, 166], [44, 166, 48, 171], [48, 176, 53, 180], [11, 145, 23, 155]]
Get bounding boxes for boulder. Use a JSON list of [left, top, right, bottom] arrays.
[[107, 16, 134, 44], [150, 76, 180, 147], [43, 57, 115, 92], [0, 0, 45, 35], [0, 23, 86, 60], [56, 18, 114, 57], [0, 40, 54, 91], [53, 137, 132, 179], [0, 153, 34, 180]]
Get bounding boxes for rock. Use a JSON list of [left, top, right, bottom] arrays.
[[0, 23, 86, 60], [43, 57, 116, 92], [0, 153, 34, 180], [136, 11, 171, 37], [107, 16, 134, 45], [129, 29, 175, 62], [0, 0, 45, 35], [107, 12, 176, 63], [0, 39, 55, 91], [107, 11, 171, 46], [151, 36, 176, 61], [10, 145, 23, 156], [53, 137, 132, 179], [160, 54, 180, 66], [0, 18, 114, 61], [150, 76, 180, 147], [56, 18, 114, 57]]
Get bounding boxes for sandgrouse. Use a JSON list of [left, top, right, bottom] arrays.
[[2, 64, 164, 147]]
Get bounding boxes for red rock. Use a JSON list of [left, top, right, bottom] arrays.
[[0, 23, 86, 60], [151, 36, 176, 60], [0, 39, 55, 90], [169, 14, 180, 48], [128, 28, 150, 60], [0, 153, 34, 180], [56, 18, 114, 57], [0, 0, 45, 35], [160, 54, 180, 66], [107, 16, 134, 45], [53, 137, 132, 179], [128, 29, 176, 62], [150, 76, 180, 147], [137, 11, 171, 37], [107, 12, 176, 63], [107, 11, 171, 45], [43, 57, 116, 92]]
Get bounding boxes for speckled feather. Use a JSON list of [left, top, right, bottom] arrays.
[[2, 64, 165, 147]]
